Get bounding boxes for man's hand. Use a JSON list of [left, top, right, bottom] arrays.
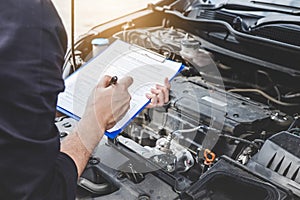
[[146, 78, 171, 108], [77, 75, 133, 150], [81, 75, 133, 132], [61, 75, 133, 176]]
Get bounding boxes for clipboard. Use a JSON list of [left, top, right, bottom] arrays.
[[57, 40, 184, 139]]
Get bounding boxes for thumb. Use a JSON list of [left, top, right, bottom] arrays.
[[97, 75, 112, 88]]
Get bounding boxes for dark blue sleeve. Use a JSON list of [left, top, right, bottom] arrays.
[[0, 0, 78, 199]]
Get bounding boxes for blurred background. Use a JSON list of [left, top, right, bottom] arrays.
[[52, 0, 157, 38]]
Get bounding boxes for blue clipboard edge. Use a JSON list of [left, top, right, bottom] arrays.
[[105, 61, 185, 138], [57, 106, 81, 121], [56, 99, 151, 139], [57, 59, 185, 139]]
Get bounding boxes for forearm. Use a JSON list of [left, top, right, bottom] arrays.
[[60, 111, 106, 175], [60, 76, 132, 177], [60, 131, 91, 177]]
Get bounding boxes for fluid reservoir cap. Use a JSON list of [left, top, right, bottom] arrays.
[[91, 38, 109, 46], [91, 38, 109, 57], [181, 39, 200, 50]]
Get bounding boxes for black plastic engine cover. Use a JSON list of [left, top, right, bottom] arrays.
[[184, 156, 293, 200], [247, 131, 300, 197], [168, 76, 289, 136]]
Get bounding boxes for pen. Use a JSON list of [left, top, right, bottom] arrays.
[[109, 76, 118, 85]]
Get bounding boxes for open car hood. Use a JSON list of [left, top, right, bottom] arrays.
[[57, 0, 300, 199]]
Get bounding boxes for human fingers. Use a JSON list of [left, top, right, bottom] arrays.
[[151, 88, 164, 106], [156, 78, 171, 102], [145, 93, 152, 108], [146, 93, 158, 108], [163, 78, 171, 102], [112, 81, 132, 104], [97, 75, 112, 88], [117, 76, 133, 89], [109, 77, 132, 122], [155, 84, 169, 103], [164, 77, 171, 90]]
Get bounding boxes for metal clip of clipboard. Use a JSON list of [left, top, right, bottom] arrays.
[[129, 43, 167, 63]]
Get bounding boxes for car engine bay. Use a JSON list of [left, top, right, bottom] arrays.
[[56, 0, 300, 199]]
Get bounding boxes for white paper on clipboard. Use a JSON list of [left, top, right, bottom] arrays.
[[57, 39, 184, 138]]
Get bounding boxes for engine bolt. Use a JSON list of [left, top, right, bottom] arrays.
[[138, 195, 150, 200], [89, 157, 100, 165], [167, 164, 175, 172]]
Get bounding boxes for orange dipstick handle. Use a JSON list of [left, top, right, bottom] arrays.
[[204, 149, 216, 165]]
